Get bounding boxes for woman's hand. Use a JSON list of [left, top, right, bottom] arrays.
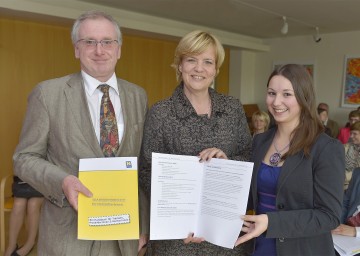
[[235, 214, 269, 246], [198, 147, 228, 162], [332, 224, 356, 237], [183, 232, 205, 244]]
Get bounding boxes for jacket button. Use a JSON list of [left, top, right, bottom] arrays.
[[277, 204, 284, 209], [279, 238, 285, 242]]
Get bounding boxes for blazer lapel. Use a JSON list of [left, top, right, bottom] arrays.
[[253, 128, 304, 191], [116, 79, 128, 155], [277, 152, 304, 191], [253, 129, 275, 171], [252, 128, 305, 205], [64, 73, 104, 157]]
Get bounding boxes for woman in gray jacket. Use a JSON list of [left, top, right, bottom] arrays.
[[235, 64, 345, 256]]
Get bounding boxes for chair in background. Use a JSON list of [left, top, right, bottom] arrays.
[[243, 104, 260, 131], [0, 174, 13, 254]]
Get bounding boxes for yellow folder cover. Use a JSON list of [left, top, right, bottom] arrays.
[[78, 157, 139, 240]]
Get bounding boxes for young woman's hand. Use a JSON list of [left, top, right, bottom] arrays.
[[235, 214, 268, 246]]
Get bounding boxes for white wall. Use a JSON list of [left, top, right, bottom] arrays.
[[229, 31, 360, 126], [229, 49, 257, 104], [4, 0, 360, 125]]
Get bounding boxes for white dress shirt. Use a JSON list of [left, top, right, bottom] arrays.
[[82, 71, 124, 145]]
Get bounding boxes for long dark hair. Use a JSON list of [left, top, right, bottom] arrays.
[[267, 64, 324, 158]]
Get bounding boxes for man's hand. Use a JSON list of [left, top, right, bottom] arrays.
[[62, 175, 92, 211]]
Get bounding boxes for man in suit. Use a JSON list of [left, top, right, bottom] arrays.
[[317, 102, 340, 138], [13, 11, 148, 256]]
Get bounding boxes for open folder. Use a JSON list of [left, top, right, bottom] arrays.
[[333, 234, 360, 256], [78, 157, 139, 240], [150, 152, 253, 249]]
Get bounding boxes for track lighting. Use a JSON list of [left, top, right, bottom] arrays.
[[313, 27, 321, 43], [281, 16, 288, 35], [230, 0, 322, 40]]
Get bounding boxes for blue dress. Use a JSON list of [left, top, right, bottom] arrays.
[[252, 162, 281, 256]]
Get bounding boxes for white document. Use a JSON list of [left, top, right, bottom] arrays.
[[333, 234, 360, 256], [150, 152, 253, 249]]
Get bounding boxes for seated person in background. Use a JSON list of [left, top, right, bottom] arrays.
[[251, 110, 270, 136], [4, 176, 44, 256], [317, 108, 332, 136], [344, 121, 360, 190], [332, 167, 360, 238], [317, 102, 340, 138], [338, 110, 360, 144]]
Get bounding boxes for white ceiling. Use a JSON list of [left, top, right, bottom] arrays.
[[76, 0, 360, 39], [2, 0, 360, 48]]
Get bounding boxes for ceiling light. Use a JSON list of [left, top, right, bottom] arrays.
[[281, 16, 288, 35], [313, 27, 321, 43]]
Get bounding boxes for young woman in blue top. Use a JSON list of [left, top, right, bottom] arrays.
[[235, 64, 345, 256]]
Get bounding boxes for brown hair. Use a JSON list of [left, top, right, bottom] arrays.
[[350, 121, 360, 131], [349, 110, 360, 119], [267, 64, 324, 158]]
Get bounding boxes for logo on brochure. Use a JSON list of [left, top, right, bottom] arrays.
[[126, 161, 132, 168]]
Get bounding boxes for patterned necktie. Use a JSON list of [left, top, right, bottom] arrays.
[[99, 84, 119, 157]]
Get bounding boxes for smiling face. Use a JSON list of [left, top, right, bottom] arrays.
[[350, 130, 360, 145], [253, 117, 266, 131], [74, 17, 121, 82], [179, 46, 216, 94], [266, 75, 301, 128]]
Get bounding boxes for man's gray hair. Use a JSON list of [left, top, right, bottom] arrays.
[[71, 10, 122, 45]]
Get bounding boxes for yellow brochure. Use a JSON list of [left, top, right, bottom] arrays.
[[78, 157, 139, 240]]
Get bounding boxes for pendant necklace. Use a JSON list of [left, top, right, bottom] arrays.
[[269, 141, 290, 166]]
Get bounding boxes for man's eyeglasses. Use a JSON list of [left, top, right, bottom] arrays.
[[76, 39, 119, 49]]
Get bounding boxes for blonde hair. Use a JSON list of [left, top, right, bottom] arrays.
[[252, 111, 270, 131], [171, 30, 225, 82]]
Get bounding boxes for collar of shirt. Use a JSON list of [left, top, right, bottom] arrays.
[[81, 71, 119, 96], [323, 118, 328, 126]]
